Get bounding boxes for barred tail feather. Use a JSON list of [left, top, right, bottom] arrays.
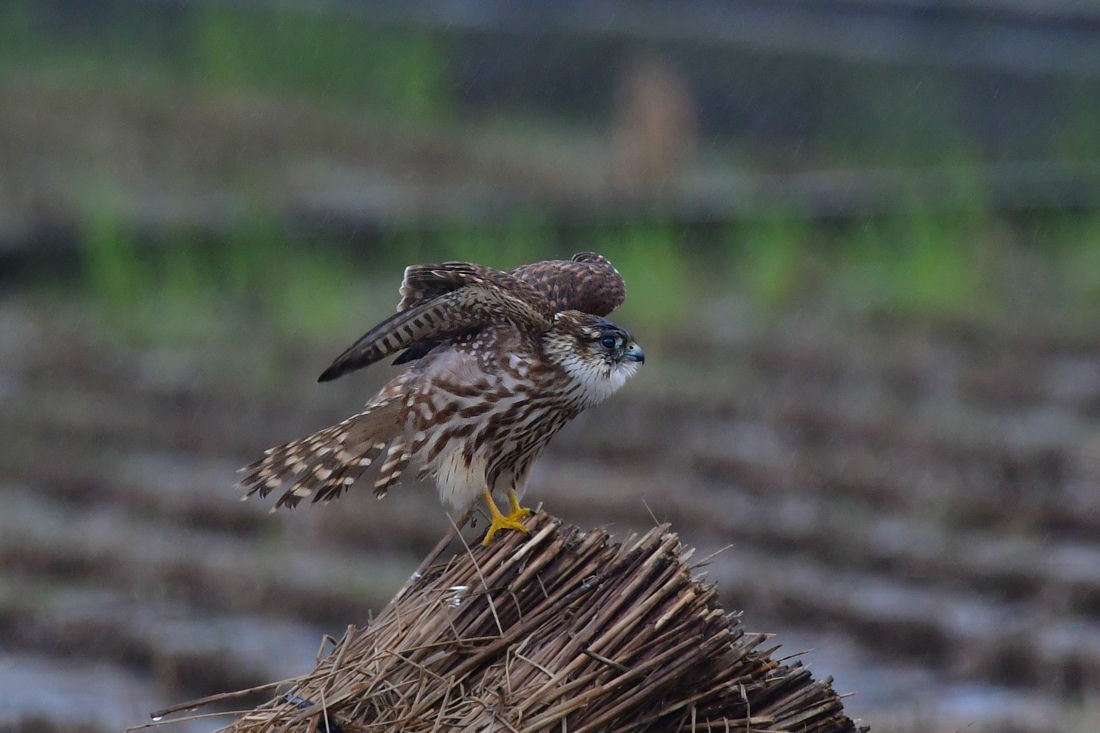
[[372, 438, 411, 498], [238, 396, 404, 509]]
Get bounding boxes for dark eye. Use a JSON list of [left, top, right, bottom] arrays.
[[600, 335, 618, 349]]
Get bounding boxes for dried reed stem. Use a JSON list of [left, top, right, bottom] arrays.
[[163, 514, 865, 733]]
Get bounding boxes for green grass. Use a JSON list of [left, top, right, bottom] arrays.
[[724, 217, 813, 310], [79, 212, 368, 345], [72, 208, 1100, 350], [192, 5, 448, 119], [594, 223, 692, 325], [0, 1, 449, 121], [836, 213, 993, 315]]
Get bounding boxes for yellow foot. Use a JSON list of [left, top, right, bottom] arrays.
[[481, 489, 532, 546], [507, 489, 532, 521], [482, 510, 530, 546]]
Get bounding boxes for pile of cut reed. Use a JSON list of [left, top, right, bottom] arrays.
[[155, 513, 865, 733]]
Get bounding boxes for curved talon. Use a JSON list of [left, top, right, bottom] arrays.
[[481, 489, 532, 546]]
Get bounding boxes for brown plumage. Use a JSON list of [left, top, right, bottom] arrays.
[[239, 253, 644, 544]]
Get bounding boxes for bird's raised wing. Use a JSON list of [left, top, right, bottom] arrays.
[[338, 253, 626, 375], [396, 262, 545, 313], [318, 281, 550, 382], [396, 253, 625, 317], [510, 252, 625, 317]]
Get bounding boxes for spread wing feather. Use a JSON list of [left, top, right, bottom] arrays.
[[387, 253, 625, 367], [318, 283, 550, 382], [322, 252, 625, 379], [396, 262, 544, 313], [396, 253, 624, 316]]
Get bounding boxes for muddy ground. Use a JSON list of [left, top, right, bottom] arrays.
[[2, 294, 1100, 733]]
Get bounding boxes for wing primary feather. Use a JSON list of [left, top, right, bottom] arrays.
[[392, 340, 440, 365], [319, 284, 549, 382]]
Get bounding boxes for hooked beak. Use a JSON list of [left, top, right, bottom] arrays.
[[624, 343, 645, 364]]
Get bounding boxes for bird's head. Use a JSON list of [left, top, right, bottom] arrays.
[[542, 311, 645, 407]]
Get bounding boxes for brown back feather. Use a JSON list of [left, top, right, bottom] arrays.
[[510, 252, 626, 316]]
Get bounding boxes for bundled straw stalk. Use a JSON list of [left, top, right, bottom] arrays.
[[169, 513, 865, 733]]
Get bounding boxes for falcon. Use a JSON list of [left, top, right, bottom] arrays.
[[239, 253, 644, 545]]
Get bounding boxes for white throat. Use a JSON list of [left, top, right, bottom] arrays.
[[560, 355, 639, 408]]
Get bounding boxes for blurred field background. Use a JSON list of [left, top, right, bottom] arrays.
[[3, 1, 1100, 731]]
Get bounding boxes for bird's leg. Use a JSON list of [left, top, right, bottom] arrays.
[[506, 489, 532, 521], [481, 489, 530, 546]]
